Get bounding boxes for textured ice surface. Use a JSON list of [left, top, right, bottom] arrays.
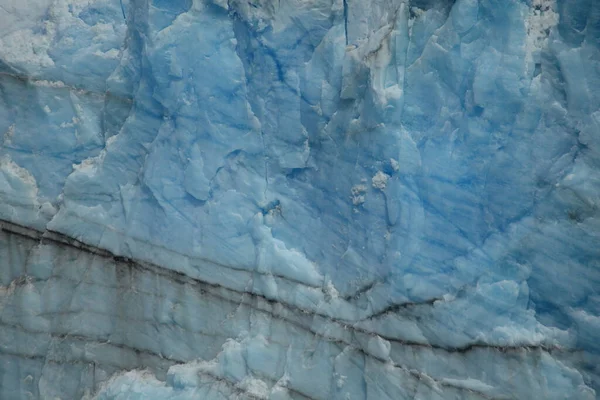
[[0, 0, 599, 399]]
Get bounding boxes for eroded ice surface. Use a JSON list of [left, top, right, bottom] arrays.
[[0, 0, 599, 399]]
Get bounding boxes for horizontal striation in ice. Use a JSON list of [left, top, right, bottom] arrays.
[[0, 0, 599, 399]]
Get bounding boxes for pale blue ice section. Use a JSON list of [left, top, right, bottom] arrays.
[[0, 0, 599, 399]]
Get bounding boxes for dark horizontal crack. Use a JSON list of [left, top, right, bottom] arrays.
[[0, 220, 573, 399], [35, 219, 323, 290], [46, 225, 321, 289], [369, 298, 439, 317], [0, 345, 284, 400], [0, 348, 307, 400], [0, 320, 179, 368], [342, 279, 444, 318], [0, 219, 570, 354], [342, 279, 380, 301], [0, 348, 92, 364], [0, 321, 315, 400], [0, 318, 495, 400], [2, 264, 572, 356]]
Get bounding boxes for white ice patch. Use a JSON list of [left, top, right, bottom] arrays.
[[372, 171, 389, 190], [0, 0, 124, 75], [252, 214, 324, 287], [0, 156, 39, 202], [237, 377, 269, 399], [0, 27, 55, 70], [524, 0, 558, 68], [0, 156, 56, 228], [351, 184, 367, 205], [3, 124, 15, 145]]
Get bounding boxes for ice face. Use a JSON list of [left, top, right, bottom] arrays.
[[0, 0, 599, 399]]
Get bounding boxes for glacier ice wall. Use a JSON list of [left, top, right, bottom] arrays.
[[0, 0, 599, 399]]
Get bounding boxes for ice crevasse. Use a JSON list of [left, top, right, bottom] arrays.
[[0, 0, 599, 398]]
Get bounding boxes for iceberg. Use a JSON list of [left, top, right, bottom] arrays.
[[0, 0, 599, 398]]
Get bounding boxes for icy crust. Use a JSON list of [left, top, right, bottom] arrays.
[[0, 0, 599, 398]]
